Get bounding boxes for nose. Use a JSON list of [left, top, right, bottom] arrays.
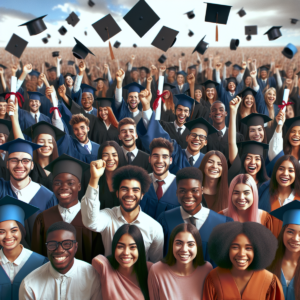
[[294, 234, 300, 241], [124, 246, 130, 255], [238, 247, 246, 256], [127, 189, 134, 197], [182, 243, 188, 251], [283, 168, 289, 176], [240, 192, 245, 200], [250, 157, 255, 164]]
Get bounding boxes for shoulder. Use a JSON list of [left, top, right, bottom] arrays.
[[149, 261, 167, 274], [208, 209, 232, 223], [146, 261, 153, 272], [140, 211, 163, 230], [196, 262, 213, 275], [37, 185, 55, 197], [22, 262, 50, 283], [137, 150, 149, 157], [75, 258, 97, 275]]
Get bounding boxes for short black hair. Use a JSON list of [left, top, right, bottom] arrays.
[[46, 221, 77, 240], [208, 222, 278, 270], [149, 138, 174, 156], [176, 167, 203, 185], [210, 100, 225, 111], [112, 165, 151, 194]]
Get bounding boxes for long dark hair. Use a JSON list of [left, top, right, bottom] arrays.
[[238, 94, 257, 116], [107, 224, 149, 300], [199, 151, 228, 212], [97, 141, 126, 169], [283, 126, 300, 160], [162, 223, 205, 268], [245, 126, 267, 144], [32, 134, 59, 164], [268, 224, 300, 299]]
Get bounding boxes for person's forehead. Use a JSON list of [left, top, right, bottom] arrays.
[[120, 124, 136, 131], [8, 152, 32, 159], [152, 147, 170, 155], [177, 178, 201, 187], [46, 229, 75, 242], [190, 127, 206, 135], [211, 103, 224, 110], [120, 179, 141, 188], [82, 92, 93, 98]]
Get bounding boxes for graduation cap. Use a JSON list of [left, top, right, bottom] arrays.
[[23, 121, 65, 141], [88, 0, 95, 7], [81, 84, 96, 95], [188, 30, 194, 37], [45, 62, 50, 68], [238, 140, 269, 156], [185, 117, 218, 135], [282, 43, 298, 59], [64, 72, 75, 79], [133, 44, 137, 48], [195, 84, 203, 91], [19, 15, 47, 36], [47, 66, 57, 72], [270, 200, 300, 226], [167, 66, 178, 71], [95, 97, 113, 108], [45, 154, 90, 181], [245, 25, 257, 36], [0, 64, 7, 70], [188, 65, 197, 70], [5, 34, 28, 58], [230, 39, 239, 50], [27, 91, 44, 101], [58, 26, 67, 35], [0, 119, 12, 135], [123, 82, 145, 94], [177, 70, 187, 76], [158, 54, 167, 64], [152, 26, 178, 52], [225, 77, 237, 86], [52, 51, 59, 57], [175, 94, 195, 111], [181, 52, 185, 56], [225, 61, 232, 67], [238, 87, 257, 98], [29, 70, 40, 77], [47, 34, 51, 38], [0, 138, 41, 157], [139, 66, 150, 73], [42, 37, 48, 44], [264, 26, 282, 41], [240, 113, 272, 127], [237, 8, 246, 17], [246, 35, 251, 41], [66, 12, 80, 27], [284, 116, 300, 131], [204, 57, 209, 62], [233, 64, 243, 71], [114, 41, 121, 48], [68, 60, 75, 66], [291, 18, 298, 25], [185, 10, 195, 19], [0, 195, 39, 227], [123, 0, 160, 37], [163, 83, 176, 91], [94, 77, 106, 82], [202, 80, 219, 89], [72, 37, 95, 59], [84, 31, 87, 36], [258, 65, 269, 72], [192, 35, 209, 55]]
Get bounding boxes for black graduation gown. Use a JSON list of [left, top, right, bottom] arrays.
[[129, 150, 152, 173], [160, 107, 175, 122], [190, 102, 210, 121]]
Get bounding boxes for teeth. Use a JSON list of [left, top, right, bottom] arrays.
[[59, 193, 70, 197], [248, 166, 255, 170], [236, 259, 247, 263], [54, 256, 67, 261]]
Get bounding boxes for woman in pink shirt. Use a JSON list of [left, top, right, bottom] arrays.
[[148, 223, 212, 300], [92, 224, 152, 300]]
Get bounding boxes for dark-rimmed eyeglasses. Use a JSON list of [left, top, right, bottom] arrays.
[[45, 240, 77, 251], [189, 133, 207, 141], [8, 158, 32, 165]]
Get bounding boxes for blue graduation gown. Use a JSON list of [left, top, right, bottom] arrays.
[[257, 77, 277, 92], [281, 270, 295, 300], [141, 178, 179, 220], [255, 89, 280, 117], [265, 151, 284, 178], [258, 180, 271, 212], [136, 111, 205, 175], [171, 83, 190, 104], [0, 252, 48, 300], [157, 207, 233, 267], [112, 97, 137, 121], [18, 109, 51, 131]]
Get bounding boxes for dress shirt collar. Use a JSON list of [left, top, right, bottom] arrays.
[[116, 206, 141, 224], [0, 245, 26, 266], [30, 111, 40, 120], [219, 126, 227, 136], [79, 139, 92, 151], [49, 258, 76, 279], [151, 171, 173, 185], [185, 148, 200, 163], [174, 121, 186, 132], [10, 178, 32, 196], [121, 146, 138, 158], [180, 205, 210, 221], [58, 201, 81, 215], [283, 190, 296, 206]]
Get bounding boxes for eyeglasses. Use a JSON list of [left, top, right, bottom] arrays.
[[45, 240, 77, 251], [8, 158, 32, 165], [189, 133, 207, 141]]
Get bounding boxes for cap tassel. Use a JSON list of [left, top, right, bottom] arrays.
[[106, 28, 115, 60], [216, 13, 218, 42]]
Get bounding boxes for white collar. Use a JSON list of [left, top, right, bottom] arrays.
[[10, 178, 32, 193], [58, 201, 81, 214], [282, 190, 296, 206], [219, 126, 227, 135], [116, 206, 142, 224], [185, 148, 201, 161], [79, 139, 92, 149], [30, 111, 40, 119], [180, 205, 210, 220], [174, 121, 186, 131], [151, 171, 174, 183], [0, 245, 28, 266], [121, 146, 138, 158]]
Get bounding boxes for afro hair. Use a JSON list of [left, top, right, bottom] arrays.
[[176, 167, 203, 185], [46, 221, 77, 239]]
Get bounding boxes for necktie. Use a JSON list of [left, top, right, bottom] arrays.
[[189, 156, 194, 166], [217, 130, 223, 141], [35, 114, 38, 124], [156, 180, 165, 200], [84, 144, 91, 154], [127, 152, 133, 164], [189, 216, 197, 227], [178, 128, 182, 136]]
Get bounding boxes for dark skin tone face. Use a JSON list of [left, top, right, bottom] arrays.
[[52, 173, 81, 209], [209, 103, 227, 127]]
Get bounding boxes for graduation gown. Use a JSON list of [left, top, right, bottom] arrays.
[[257, 76, 277, 94], [85, 107, 98, 116], [18, 109, 51, 132], [141, 178, 179, 220], [31, 206, 104, 264], [190, 102, 210, 121], [281, 270, 295, 300], [203, 267, 284, 300], [129, 149, 152, 173], [0, 252, 48, 300], [157, 207, 232, 266]]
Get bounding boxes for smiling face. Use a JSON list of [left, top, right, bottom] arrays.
[[47, 229, 77, 274], [72, 121, 89, 144], [195, 89, 202, 101], [177, 74, 184, 85], [168, 70, 175, 78], [204, 154, 222, 179], [288, 126, 300, 147], [206, 88, 215, 100], [116, 179, 143, 213], [283, 224, 300, 253], [186, 128, 207, 155], [173, 231, 197, 266], [98, 107, 108, 122], [102, 146, 119, 172], [245, 76, 252, 87], [149, 147, 172, 178], [127, 92, 139, 110], [231, 183, 254, 211], [266, 90, 276, 106], [175, 105, 190, 125], [0, 220, 22, 251], [177, 179, 203, 215], [260, 70, 268, 80], [286, 105, 295, 119], [81, 92, 94, 111], [249, 125, 264, 143], [210, 103, 227, 127], [243, 95, 254, 109], [244, 154, 261, 177], [65, 76, 73, 87], [52, 173, 81, 208], [162, 90, 170, 100], [36, 133, 53, 158], [275, 160, 295, 188], [119, 124, 137, 150], [229, 233, 254, 271], [0, 133, 7, 146], [232, 69, 239, 78], [0, 102, 7, 116], [29, 99, 41, 114], [115, 233, 138, 271], [97, 80, 104, 90], [7, 152, 33, 182], [227, 81, 236, 92]]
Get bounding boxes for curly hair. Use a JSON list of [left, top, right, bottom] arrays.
[[69, 113, 90, 127], [149, 138, 174, 156]]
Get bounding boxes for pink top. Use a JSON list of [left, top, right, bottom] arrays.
[[148, 261, 212, 300], [92, 255, 152, 300]]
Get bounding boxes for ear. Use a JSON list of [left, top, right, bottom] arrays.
[[31, 161, 34, 171], [225, 110, 228, 117], [78, 181, 81, 192], [140, 193, 144, 200], [148, 155, 151, 163], [169, 156, 172, 165], [203, 139, 208, 146], [87, 126, 90, 133], [116, 190, 119, 198]]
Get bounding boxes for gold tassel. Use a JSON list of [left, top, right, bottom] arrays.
[[106, 28, 115, 60]]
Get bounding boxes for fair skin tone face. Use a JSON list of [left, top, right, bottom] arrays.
[[102, 146, 119, 173], [206, 88, 215, 101], [195, 89, 202, 101], [65, 76, 73, 87], [162, 90, 170, 100], [175, 105, 190, 126], [81, 92, 94, 111], [243, 154, 261, 183], [286, 105, 295, 119], [97, 80, 104, 90], [0, 102, 7, 117], [186, 128, 207, 156], [249, 125, 264, 142], [168, 70, 175, 78], [243, 95, 254, 110], [289, 126, 300, 149], [232, 69, 239, 78], [266, 90, 276, 106], [118, 124, 137, 152], [228, 82, 236, 93], [149, 147, 172, 180], [127, 92, 139, 112], [36, 133, 53, 171], [177, 75, 184, 85], [98, 107, 110, 125], [29, 99, 41, 114], [260, 70, 268, 80], [0, 133, 6, 146], [245, 76, 252, 87], [72, 122, 89, 144]]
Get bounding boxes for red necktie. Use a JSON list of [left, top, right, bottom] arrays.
[[156, 180, 165, 200]]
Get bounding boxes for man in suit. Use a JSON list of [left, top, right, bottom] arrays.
[[171, 71, 190, 96]]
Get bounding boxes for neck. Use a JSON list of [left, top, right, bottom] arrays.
[[213, 123, 225, 131], [277, 185, 292, 198], [120, 206, 140, 223], [187, 146, 200, 156], [230, 267, 253, 280], [129, 106, 138, 113], [237, 208, 250, 222], [80, 138, 89, 145], [10, 175, 30, 190], [59, 199, 78, 209], [118, 265, 135, 277], [104, 119, 111, 126], [203, 177, 218, 195], [175, 119, 184, 127], [0, 114, 5, 119], [123, 144, 136, 152], [153, 171, 169, 181], [30, 110, 39, 114], [291, 147, 300, 160], [85, 107, 93, 112], [3, 244, 23, 262], [37, 155, 50, 168], [283, 248, 300, 263], [172, 260, 195, 276]]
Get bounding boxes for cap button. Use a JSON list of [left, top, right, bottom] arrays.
[[161, 37, 165, 41], [105, 27, 108, 30], [139, 16, 143, 20]]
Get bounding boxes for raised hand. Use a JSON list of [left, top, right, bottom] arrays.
[[229, 96, 242, 112], [57, 85, 66, 98], [23, 64, 32, 74], [78, 61, 86, 73], [150, 65, 157, 75], [45, 86, 55, 102], [139, 89, 152, 110], [187, 73, 195, 85], [276, 109, 286, 126], [11, 65, 18, 75], [215, 62, 222, 71], [0, 68, 3, 76], [250, 70, 257, 78], [178, 58, 182, 63], [159, 66, 166, 73], [57, 56, 62, 62], [131, 55, 135, 61], [90, 159, 106, 180], [7, 98, 18, 117], [116, 69, 125, 83], [209, 54, 214, 60], [241, 61, 247, 69]]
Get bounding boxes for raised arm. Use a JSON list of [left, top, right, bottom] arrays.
[[6, 97, 24, 139], [16, 64, 32, 91], [0, 67, 6, 92], [114, 68, 125, 108], [56, 56, 61, 78], [187, 73, 195, 99], [74, 60, 85, 93]]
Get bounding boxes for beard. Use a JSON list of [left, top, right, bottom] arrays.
[[76, 133, 88, 144], [9, 168, 31, 182], [153, 163, 169, 178], [119, 196, 141, 212]]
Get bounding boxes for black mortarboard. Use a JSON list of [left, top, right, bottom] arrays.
[[47, 66, 57, 72], [92, 14, 122, 42], [64, 73, 75, 79], [0, 64, 7, 70], [66, 12, 80, 27], [139, 66, 150, 73], [95, 97, 113, 107], [188, 65, 197, 70], [42, 38, 48, 44], [226, 77, 237, 85], [68, 60, 75, 66], [58, 26, 67, 35], [19, 15, 47, 36], [238, 141, 269, 156], [158, 54, 167, 64], [185, 10, 195, 19], [230, 38, 239, 50], [285, 116, 300, 131], [188, 30, 194, 37], [241, 113, 272, 127], [246, 35, 251, 41], [45, 154, 90, 181], [204, 3, 232, 24], [264, 26, 282, 41], [114, 41, 121, 48], [123, 0, 160, 37], [5, 34, 28, 58], [291, 18, 298, 24], [193, 35, 209, 55], [94, 78, 106, 82], [45, 62, 50, 68], [47, 34, 51, 38], [258, 65, 269, 72], [238, 87, 257, 98], [185, 117, 217, 135], [151, 26, 178, 52], [245, 26, 257, 35], [233, 64, 243, 71], [0, 120, 12, 135], [167, 66, 178, 71], [59, 39, 61, 44], [225, 61, 232, 67], [204, 58, 209, 62], [29, 70, 40, 77], [23, 121, 65, 141], [72, 38, 95, 59], [88, 0, 95, 7], [202, 80, 219, 89], [237, 8, 246, 17], [177, 71, 187, 76], [133, 44, 137, 48], [52, 51, 59, 57], [163, 83, 176, 91], [181, 52, 185, 56]]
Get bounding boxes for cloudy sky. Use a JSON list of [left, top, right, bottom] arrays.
[[0, 0, 299, 49]]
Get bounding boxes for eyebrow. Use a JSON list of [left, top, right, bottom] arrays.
[[102, 151, 117, 155], [175, 239, 196, 243], [120, 186, 141, 190], [233, 189, 251, 192], [0, 226, 18, 231], [231, 243, 253, 246], [117, 242, 137, 246]]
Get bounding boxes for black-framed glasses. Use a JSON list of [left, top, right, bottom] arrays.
[[45, 240, 77, 251], [8, 158, 32, 165], [189, 133, 207, 141]]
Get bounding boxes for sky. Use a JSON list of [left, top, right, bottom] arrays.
[[0, 0, 299, 49]]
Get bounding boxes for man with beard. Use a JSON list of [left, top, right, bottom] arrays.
[[0, 138, 57, 247], [141, 138, 179, 220], [118, 117, 151, 172], [31, 154, 104, 264], [81, 162, 164, 263], [137, 89, 217, 174], [157, 167, 232, 266]]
